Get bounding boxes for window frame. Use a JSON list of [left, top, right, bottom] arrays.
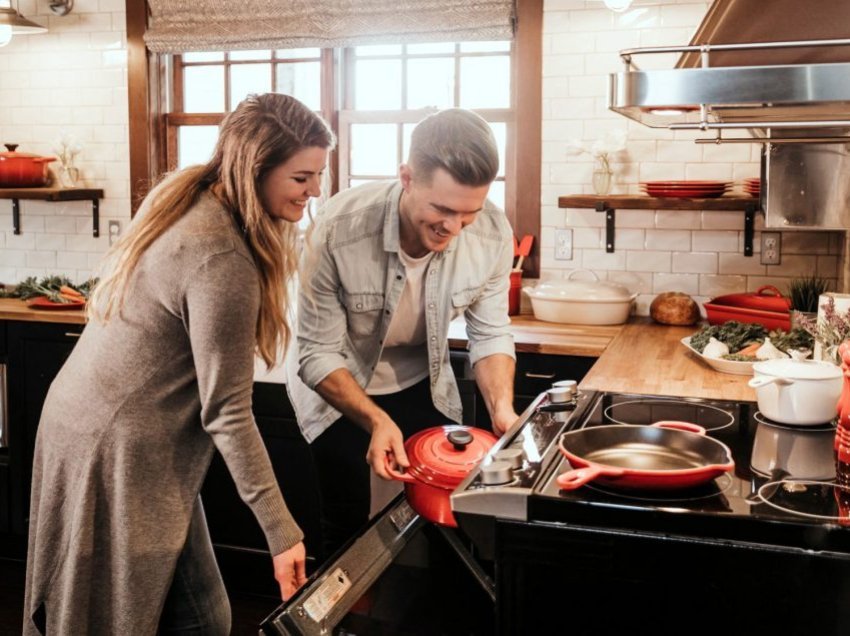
[[127, 0, 541, 276]]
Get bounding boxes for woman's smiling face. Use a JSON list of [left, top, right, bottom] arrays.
[[260, 146, 329, 222]]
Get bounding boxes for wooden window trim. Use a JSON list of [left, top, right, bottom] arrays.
[[126, 1, 542, 276]]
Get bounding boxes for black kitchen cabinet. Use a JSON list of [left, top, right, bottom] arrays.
[[514, 352, 595, 411], [5, 321, 82, 544]]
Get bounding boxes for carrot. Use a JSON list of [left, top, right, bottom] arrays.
[[735, 342, 761, 356], [59, 291, 84, 303], [59, 285, 83, 298]]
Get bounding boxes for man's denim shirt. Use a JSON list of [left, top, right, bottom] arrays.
[[285, 180, 515, 443]]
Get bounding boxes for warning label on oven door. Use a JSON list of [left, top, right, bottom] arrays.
[[303, 567, 353, 623]]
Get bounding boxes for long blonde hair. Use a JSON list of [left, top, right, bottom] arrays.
[[90, 93, 335, 367]]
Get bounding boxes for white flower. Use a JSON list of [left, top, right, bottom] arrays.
[[566, 129, 628, 169]]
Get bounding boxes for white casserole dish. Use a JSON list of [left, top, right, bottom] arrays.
[[748, 359, 843, 426], [523, 270, 637, 325]]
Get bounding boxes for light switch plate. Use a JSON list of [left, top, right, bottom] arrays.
[[108, 220, 121, 247], [555, 228, 573, 261], [760, 231, 781, 265]]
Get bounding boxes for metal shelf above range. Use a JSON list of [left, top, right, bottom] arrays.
[[0, 187, 105, 237], [557, 195, 760, 256]]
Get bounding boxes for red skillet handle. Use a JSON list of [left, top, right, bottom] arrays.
[[556, 464, 629, 490], [383, 455, 417, 483], [652, 420, 705, 435]]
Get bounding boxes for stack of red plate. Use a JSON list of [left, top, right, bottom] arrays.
[[640, 180, 732, 198], [743, 177, 761, 198]]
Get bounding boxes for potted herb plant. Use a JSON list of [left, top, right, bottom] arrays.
[[788, 275, 830, 329]]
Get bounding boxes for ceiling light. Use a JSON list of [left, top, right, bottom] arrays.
[[0, 3, 47, 48], [603, 0, 634, 12]]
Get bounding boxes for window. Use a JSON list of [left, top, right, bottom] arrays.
[[128, 0, 542, 274], [166, 41, 511, 212]]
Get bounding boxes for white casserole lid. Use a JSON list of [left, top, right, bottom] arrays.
[[525, 270, 635, 302], [753, 358, 842, 380]]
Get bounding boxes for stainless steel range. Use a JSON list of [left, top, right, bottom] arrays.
[[453, 388, 850, 635]]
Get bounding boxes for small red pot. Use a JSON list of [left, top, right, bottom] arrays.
[[386, 425, 498, 527], [0, 144, 57, 187]]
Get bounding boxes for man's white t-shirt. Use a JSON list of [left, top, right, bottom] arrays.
[[366, 248, 434, 395]]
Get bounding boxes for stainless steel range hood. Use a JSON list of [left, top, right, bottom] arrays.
[[608, 0, 850, 229]]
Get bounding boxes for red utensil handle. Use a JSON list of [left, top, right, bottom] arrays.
[[652, 421, 705, 435], [383, 455, 417, 483]]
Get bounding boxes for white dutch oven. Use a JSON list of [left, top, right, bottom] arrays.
[[750, 419, 836, 480], [748, 359, 843, 426], [522, 270, 637, 325]]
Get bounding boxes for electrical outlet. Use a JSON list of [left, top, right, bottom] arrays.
[[108, 220, 121, 246], [760, 231, 781, 265], [555, 228, 573, 261]]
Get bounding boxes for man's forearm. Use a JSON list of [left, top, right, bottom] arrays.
[[473, 353, 518, 434], [314, 368, 387, 433]]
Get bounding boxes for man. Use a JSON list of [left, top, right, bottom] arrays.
[[286, 108, 518, 558]]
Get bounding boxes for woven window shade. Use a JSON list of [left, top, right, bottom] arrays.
[[144, 0, 516, 53]]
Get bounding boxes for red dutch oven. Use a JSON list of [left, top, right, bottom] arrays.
[[0, 144, 57, 187], [703, 285, 792, 331], [556, 421, 735, 491], [386, 425, 498, 527]]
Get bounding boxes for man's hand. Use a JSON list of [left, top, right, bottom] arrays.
[[490, 405, 519, 435], [367, 417, 409, 479], [273, 541, 308, 601]]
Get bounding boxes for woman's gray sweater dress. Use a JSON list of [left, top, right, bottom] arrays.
[[23, 192, 302, 634]]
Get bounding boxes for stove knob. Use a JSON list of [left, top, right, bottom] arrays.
[[494, 448, 524, 470], [480, 460, 513, 485], [552, 379, 577, 396]]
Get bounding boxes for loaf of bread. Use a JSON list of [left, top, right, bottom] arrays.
[[650, 292, 701, 325]]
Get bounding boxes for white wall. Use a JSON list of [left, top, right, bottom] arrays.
[[0, 0, 129, 284], [540, 0, 843, 314]]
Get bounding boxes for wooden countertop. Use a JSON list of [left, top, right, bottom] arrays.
[[448, 314, 624, 357], [580, 318, 756, 402], [0, 298, 87, 325]]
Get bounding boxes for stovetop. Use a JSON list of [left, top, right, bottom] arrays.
[[453, 389, 850, 555], [530, 391, 850, 554]]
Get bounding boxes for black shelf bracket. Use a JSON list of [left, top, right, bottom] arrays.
[[595, 201, 615, 253], [92, 198, 99, 237], [744, 202, 756, 257], [12, 198, 20, 235]]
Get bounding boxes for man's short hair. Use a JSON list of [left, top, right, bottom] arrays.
[[408, 108, 499, 187]]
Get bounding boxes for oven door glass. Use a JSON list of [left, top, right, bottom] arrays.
[[261, 495, 495, 635]]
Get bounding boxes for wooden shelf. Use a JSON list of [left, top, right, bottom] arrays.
[[0, 187, 105, 237], [558, 194, 759, 210], [557, 194, 761, 255]]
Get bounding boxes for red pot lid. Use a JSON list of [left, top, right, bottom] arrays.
[[404, 425, 498, 491]]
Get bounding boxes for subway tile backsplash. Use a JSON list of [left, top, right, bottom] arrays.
[[0, 0, 843, 314], [541, 0, 844, 314]]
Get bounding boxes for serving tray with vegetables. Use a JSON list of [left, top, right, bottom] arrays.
[[681, 321, 814, 376]]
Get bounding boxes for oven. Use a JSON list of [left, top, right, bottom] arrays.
[[453, 389, 850, 635], [260, 495, 495, 635]]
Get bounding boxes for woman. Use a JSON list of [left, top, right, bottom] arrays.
[[23, 93, 335, 635]]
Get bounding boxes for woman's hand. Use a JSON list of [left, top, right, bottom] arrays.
[[273, 541, 308, 601]]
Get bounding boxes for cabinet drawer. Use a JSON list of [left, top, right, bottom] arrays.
[[515, 353, 596, 398]]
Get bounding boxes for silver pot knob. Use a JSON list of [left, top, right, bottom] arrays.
[[553, 379, 577, 396], [494, 448, 524, 470], [480, 460, 513, 485]]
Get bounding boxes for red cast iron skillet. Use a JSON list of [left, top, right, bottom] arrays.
[[557, 421, 735, 491]]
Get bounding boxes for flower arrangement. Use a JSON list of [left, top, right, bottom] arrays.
[[52, 132, 83, 188], [565, 129, 628, 195], [795, 295, 850, 365]]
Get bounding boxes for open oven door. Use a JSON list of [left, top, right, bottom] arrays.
[[260, 494, 495, 636]]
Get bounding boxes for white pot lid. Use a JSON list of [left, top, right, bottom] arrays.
[[753, 358, 843, 380], [527, 270, 634, 301]]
